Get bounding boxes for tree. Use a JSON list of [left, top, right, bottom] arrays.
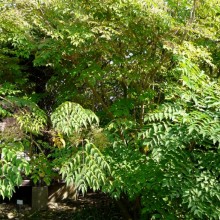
[[0, 0, 220, 219]]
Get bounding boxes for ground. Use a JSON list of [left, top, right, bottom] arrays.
[[0, 192, 122, 220]]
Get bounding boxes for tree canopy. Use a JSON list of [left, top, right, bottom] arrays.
[[1, 0, 220, 219]]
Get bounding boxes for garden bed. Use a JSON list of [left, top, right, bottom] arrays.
[[0, 192, 122, 220]]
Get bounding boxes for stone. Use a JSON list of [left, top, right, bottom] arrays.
[[32, 186, 48, 211]]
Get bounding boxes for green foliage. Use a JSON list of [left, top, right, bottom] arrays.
[[60, 141, 111, 195], [139, 58, 220, 219], [51, 102, 99, 135], [15, 106, 47, 135], [103, 144, 147, 200], [0, 143, 30, 199], [0, 83, 21, 118], [0, 0, 220, 219], [110, 98, 134, 118], [30, 153, 53, 186]]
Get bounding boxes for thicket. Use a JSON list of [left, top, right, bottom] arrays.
[[0, 0, 220, 219]]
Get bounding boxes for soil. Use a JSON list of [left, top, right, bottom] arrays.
[[0, 192, 122, 220]]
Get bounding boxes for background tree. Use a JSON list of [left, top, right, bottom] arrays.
[[0, 0, 220, 219]]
